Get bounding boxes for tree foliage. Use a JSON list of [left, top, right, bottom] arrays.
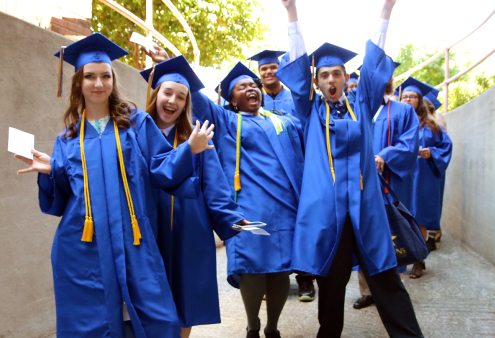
[[393, 43, 494, 112], [92, 0, 269, 70]]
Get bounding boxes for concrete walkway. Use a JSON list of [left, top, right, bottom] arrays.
[[191, 233, 495, 338]]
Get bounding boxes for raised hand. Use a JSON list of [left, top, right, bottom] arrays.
[[380, 0, 397, 20], [143, 45, 170, 64], [281, 0, 298, 22], [15, 149, 51, 175], [281, 0, 296, 8], [188, 120, 215, 155]]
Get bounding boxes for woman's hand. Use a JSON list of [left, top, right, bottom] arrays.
[[418, 148, 431, 159], [375, 155, 385, 173], [380, 0, 396, 20], [281, 0, 298, 22], [143, 45, 170, 64], [232, 219, 250, 232], [15, 149, 51, 175], [188, 120, 215, 155]]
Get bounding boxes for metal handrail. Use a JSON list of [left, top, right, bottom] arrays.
[[97, 0, 200, 67], [161, 0, 200, 66], [395, 7, 495, 113]]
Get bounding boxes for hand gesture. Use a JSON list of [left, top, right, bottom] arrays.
[[281, 0, 296, 8], [15, 149, 51, 175], [232, 219, 250, 232], [143, 45, 170, 64], [188, 120, 215, 155], [418, 148, 431, 159], [375, 155, 385, 173]]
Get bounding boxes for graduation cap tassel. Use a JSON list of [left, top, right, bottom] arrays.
[[398, 86, 402, 101], [146, 65, 155, 108], [310, 55, 315, 100], [56, 47, 65, 99], [217, 84, 222, 105]]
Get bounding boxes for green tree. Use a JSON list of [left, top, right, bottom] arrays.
[[92, 0, 269, 70]]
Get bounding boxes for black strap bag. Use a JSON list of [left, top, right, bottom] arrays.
[[379, 174, 429, 267]]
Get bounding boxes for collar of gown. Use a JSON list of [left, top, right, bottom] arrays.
[[161, 124, 175, 137]]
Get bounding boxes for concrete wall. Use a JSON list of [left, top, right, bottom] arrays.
[[442, 85, 495, 265], [0, 11, 147, 337]]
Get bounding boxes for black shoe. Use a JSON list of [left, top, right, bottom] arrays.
[[296, 275, 316, 302], [353, 295, 374, 309], [264, 329, 281, 338], [427, 234, 436, 251], [246, 318, 261, 338]]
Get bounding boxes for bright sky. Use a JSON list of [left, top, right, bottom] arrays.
[[197, 0, 495, 98]]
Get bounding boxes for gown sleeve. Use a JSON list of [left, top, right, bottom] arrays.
[[136, 113, 199, 198], [379, 104, 420, 179], [201, 144, 245, 241], [37, 136, 72, 216], [428, 128, 453, 176], [191, 90, 232, 145]]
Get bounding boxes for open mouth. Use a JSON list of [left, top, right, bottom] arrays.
[[329, 86, 337, 96], [162, 106, 176, 115], [247, 92, 258, 104]]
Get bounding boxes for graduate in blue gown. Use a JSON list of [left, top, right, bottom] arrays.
[[248, 50, 295, 115], [354, 69, 420, 310], [398, 78, 452, 279], [345, 72, 359, 92], [14, 34, 215, 338], [276, 1, 423, 337], [139, 56, 247, 338]]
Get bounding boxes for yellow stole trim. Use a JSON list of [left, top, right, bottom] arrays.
[[170, 131, 178, 230]]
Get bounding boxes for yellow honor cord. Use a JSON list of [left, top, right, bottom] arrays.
[[114, 119, 142, 245], [80, 110, 94, 242], [234, 113, 242, 201], [324, 96, 363, 190], [170, 131, 178, 230], [146, 66, 156, 108]]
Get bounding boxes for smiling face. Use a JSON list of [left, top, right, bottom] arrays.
[[230, 78, 262, 113], [316, 66, 350, 103], [155, 81, 189, 129], [81, 63, 113, 105], [259, 62, 280, 89]]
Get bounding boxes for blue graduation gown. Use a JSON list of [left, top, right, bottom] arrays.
[[155, 126, 244, 327], [276, 40, 397, 277], [264, 86, 295, 115], [372, 100, 420, 212], [37, 110, 194, 338], [412, 126, 452, 230], [191, 91, 304, 288]]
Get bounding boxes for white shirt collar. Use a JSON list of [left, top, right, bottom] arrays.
[[161, 124, 175, 137]]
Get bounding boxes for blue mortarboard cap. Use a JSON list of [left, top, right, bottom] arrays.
[[347, 72, 359, 84], [424, 91, 442, 110], [248, 50, 286, 68], [54, 33, 128, 71], [139, 56, 204, 92], [215, 62, 259, 102], [393, 61, 401, 69], [309, 43, 357, 69], [395, 77, 436, 97]]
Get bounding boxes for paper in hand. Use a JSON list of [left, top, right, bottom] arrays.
[[130, 32, 158, 53], [238, 225, 270, 236], [8, 127, 34, 160]]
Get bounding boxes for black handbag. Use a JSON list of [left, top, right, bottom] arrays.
[[379, 174, 429, 267]]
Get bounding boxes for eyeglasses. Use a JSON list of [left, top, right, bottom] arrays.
[[402, 95, 419, 100]]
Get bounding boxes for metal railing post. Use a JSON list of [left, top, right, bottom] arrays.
[[145, 0, 153, 69], [444, 48, 450, 114]]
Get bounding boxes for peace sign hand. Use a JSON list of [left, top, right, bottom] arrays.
[[15, 149, 51, 175]]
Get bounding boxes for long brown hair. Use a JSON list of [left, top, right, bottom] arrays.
[[422, 100, 442, 135], [145, 83, 193, 145], [63, 66, 137, 138]]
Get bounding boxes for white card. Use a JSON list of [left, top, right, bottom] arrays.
[[8, 127, 34, 160], [250, 228, 270, 236], [130, 32, 158, 53]]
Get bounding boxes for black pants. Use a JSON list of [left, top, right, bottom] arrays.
[[315, 215, 423, 338]]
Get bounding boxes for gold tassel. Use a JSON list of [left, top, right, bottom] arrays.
[[146, 65, 155, 108], [234, 171, 241, 191], [399, 86, 402, 101], [81, 216, 94, 242], [217, 84, 222, 105], [57, 47, 65, 99], [310, 55, 315, 100], [360, 172, 364, 190], [131, 215, 142, 245]]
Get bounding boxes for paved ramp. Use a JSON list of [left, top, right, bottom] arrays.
[[191, 233, 495, 338]]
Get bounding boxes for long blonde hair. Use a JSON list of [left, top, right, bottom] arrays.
[[63, 66, 136, 138], [145, 83, 193, 145]]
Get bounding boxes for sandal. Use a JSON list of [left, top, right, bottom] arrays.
[[409, 261, 425, 279], [435, 230, 442, 242]]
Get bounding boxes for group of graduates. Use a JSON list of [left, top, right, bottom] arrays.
[[14, 0, 453, 337]]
